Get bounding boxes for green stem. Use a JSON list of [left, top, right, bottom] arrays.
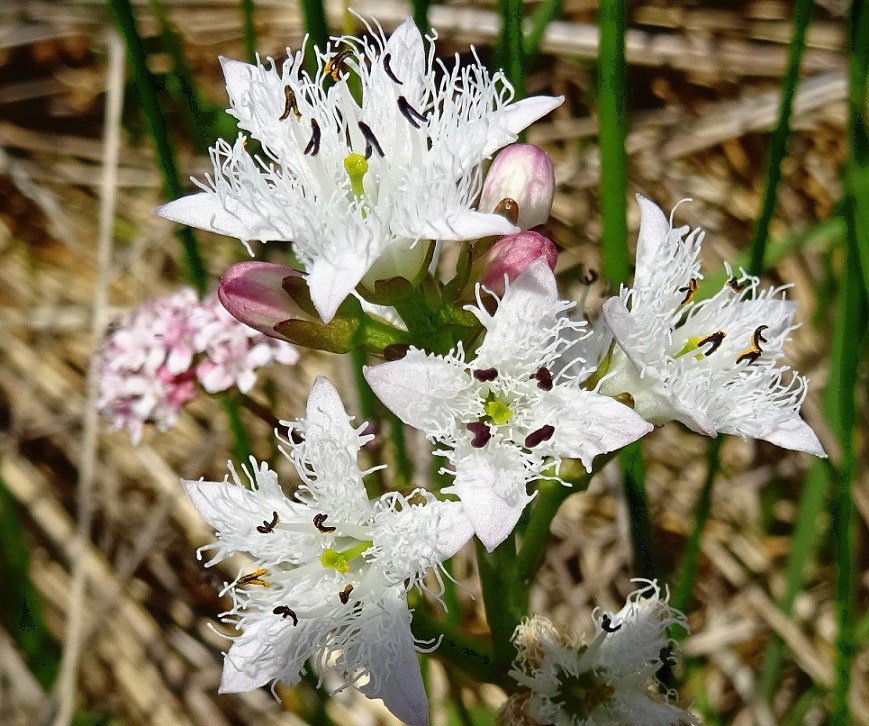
[[597, 0, 630, 286], [498, 0, 527, 99], [476, 535, 524, 673], [300, 0, 329, 55], [673, 436, 723, 614], [410, 0, 431, 33], [240, 0, 257, 64], [108, 0, 207, 295], [221, 395, 252, 465], [620, 442, 657, 580], [748, 0, 815, 275]]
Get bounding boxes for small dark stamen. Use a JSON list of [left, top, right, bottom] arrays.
[[737, 349, 762, 365], [473, 368, 499, 382], [601, 614, 622, 633], [697, 330, 726, 356], [358, 121, 384, 159], [383, 344, 410, 361], [581, 269, 599, 285], [727, 277, 746, 292], [324, 49, 352, 80], [679, 278, 698, 305], [256, 511, 280, 534], [338, 584, 354, 604], [313, 513, 336, 533], [614, 392, 635, 408], [524, 425, 555, 448], [273, 605, 299, 625], [660, 645, 676, 668], [534, 367, 553, 391], [383, 52, 402, 85], [304, 118, 321, 156], [466, 421, 492, 448], [237, 569, 269, 587], [279, 86, 300, 121], [493, 197, 519, 226], [397, 96, 427, 128], [753, 325, 769, 347]]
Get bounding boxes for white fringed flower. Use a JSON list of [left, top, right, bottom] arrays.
[[501, 581, 698, 726], [364, 259, 652, 551], [599, 196, 825, 457], [185, 377, 472, 726], [156, 18, 562, 323]]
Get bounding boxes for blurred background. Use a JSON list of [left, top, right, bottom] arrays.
[[0, 0, 866, 724]]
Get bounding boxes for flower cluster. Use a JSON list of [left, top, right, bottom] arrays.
[[498, 582, 697, 726], [96, 289, 298, 442]]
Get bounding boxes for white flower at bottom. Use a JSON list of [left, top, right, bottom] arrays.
[[599, 195, 825, 457], [364, 259, 652, 551], [500, 581, 698, 726], [185, 376, 472, 726]]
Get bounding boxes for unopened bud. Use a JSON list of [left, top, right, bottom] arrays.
[[218, 262, 308, 337], [478, 231, 558, 296], [479, 144, 555, 230]]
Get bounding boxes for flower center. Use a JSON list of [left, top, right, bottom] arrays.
[[554, 668, 615, 720], [484, 399, 513, 425], [320, 541, 372, 573], [344, 153, 369, 200]]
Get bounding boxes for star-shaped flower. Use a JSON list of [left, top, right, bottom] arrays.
[[499, 581, 698, 726], [185, 376, 472, 726], [156, 18, 562, 322], [599, 196, 825, 457], [364, 259, 652, 551]]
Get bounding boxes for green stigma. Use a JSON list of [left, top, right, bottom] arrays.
[[485, 399, 513, 425], [320, 541, 372, 573], [555, 668, 615, 720], [344, 153, 368, 199], [675, 336, 704, 360]]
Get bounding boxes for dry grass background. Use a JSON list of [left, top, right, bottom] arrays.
[[0, 0, 866, 724]]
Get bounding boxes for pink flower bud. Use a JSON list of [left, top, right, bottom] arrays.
[[479, 231, 558, 296], [218, 262, 308, 337], [479, 144, 555, 230]]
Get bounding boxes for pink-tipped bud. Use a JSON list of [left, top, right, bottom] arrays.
[[478, 231, 558, 296], [218, 262, 307, 337], [479, 144, 555, 230]]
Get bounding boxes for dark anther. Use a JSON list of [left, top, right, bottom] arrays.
[[466, 421, 492, 448], [304, 118, 321, 156], [601, 614, 622, 633], [398, 96, 427, 129], [237, 569, 269, 587], [383, 343, 410, 361], [737, 349, 762, 365], [524, 425, 555, 448], [324, 49, 352, 81], [727, 277, 746, 292], [279, 86, 300, 121], [357, 121, 384, 159], [659, 645, 676, 668], [339, 584, 354, 604], [256, 511, 280, 534], [493, 197, 520, 226], [313, 513, 336, 533], [581, 269, 599, 285], [679, 278, 698, 305], [383, 52, 402, 85], [534, 367, 553, 391], [473, 368, 499, 382], [697, 330, 726, 356], [752, 325, 769, 347], [273, 605, 299, 625]]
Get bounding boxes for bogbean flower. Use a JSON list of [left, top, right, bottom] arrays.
[[156, 18, 562, 323], [95, 290, 297, 442], [598, 196, 825, 457], [185, 377, 473, 726], [364, 259, 652, 551], [497, 581, 698, 726]]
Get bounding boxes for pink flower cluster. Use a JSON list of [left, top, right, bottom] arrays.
[[96, 288, 298, 443]]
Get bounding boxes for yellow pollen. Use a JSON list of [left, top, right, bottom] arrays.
[[485, 400, 513, 425], [237, 568, 270, 587]]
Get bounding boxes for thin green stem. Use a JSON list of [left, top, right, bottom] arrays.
[[597, 0, 630, 286], [410, 0, 432, 33], [748, 0, 815, 276], [524, 0, 562, 62], [497, 0, 527, 99], [673, 436, 723, 614], [476, 535, 524, 673], [300, 0, 329, 55], [221, 395, 253, 465], [240, 0, 257, 64], [387, 412, 413, 488], [108, 0, 207, 295], [620, 442, 657, 580]]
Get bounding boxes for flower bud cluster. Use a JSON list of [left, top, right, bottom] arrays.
[[96, 289, 298, 442]]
